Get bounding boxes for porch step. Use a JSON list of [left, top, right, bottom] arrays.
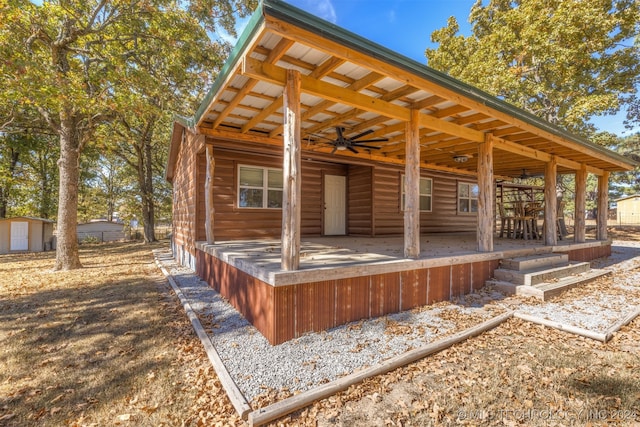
[[487, 269, 610, 301], [500, 253, 568, 271], [493, 261, 591, 286]]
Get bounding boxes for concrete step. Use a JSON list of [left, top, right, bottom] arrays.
[[486, 269, 610, 301], [493, 262, 591, 286], [500, 253, 569, 271], [531, 269, 610, 300]]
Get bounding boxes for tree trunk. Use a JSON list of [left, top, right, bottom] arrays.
[[54, 113, 82, 270], [137, 119, 156, 243]]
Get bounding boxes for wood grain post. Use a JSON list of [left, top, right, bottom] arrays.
[[574, 164, 587, 243], [544, 156, 558, 246], [404, 109, 420, 259], [597, 171, 609, 241], [282, 69, 302, 271], [477, 133, 494, 252], [205, 144, 215, 244]]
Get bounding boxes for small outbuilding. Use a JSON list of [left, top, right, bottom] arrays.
[[0, 216, 55, 254], [615, 194, 640, 225], [77, 220, 126, 243]]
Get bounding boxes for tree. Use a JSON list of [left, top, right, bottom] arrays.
[[426, 0, 640, 134], [0, 0, 256, 269]]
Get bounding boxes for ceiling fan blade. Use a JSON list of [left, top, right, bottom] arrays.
[[307, 133, 335, 142], [331, 146, 337, 154], [352, 143, 381, 150], [349, 129, 374, 141], [347, 146, 358, 154], [351, 138, 388, 143]]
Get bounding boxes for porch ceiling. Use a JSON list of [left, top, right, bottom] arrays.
[[191, 0, 635, 178]]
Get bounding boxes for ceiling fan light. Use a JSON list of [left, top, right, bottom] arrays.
[[337, 146, 347, 151], [453, 155, 469, 163]]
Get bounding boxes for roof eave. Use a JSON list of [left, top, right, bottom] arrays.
[[193, 3, 267, 127], [261, 0, 635, 171]]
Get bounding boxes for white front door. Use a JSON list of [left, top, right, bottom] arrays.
[[324, 175, 346, 235], [10, 221, 29, 251]]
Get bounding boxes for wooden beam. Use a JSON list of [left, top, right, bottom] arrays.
[[264, 17, 634, 171], [477, 134, 494, 252], [205, 145, 215, 244], [404, 109, 420, 259], [493, 136, 604, 174], [281, 69, 302, 271], [243, 58, 485, 142], [597, 171, 609, 241], [574, 164, 587, 243], [544, 156, 558, 246]]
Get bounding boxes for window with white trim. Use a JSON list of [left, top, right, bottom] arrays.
[[458, 182, 479, 213], [238, 165, 283, 209], [401, 175, 432, 212]]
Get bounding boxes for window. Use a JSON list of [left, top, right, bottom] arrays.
[[238, 165, 283, 209], [458, 182, 479, 213], [401, 175, 432, 212]]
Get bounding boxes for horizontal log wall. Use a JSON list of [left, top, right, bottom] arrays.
[[172, 131, 202, 259], [194, 142, 479, 241], [204, 145, 347, 240], [372, 167, 478, 235], [348, 164, 373, 235]]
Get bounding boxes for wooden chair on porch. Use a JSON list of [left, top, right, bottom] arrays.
[[514, 201, 535, 240], [557, 200, 567, 240], [526, 201, 543, 239], [497, 202, 514, 238]]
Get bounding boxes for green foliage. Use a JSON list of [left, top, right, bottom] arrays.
[[0, 131, 58, 218], [426, 0, 640, 133], [0, 0, 257, 260]]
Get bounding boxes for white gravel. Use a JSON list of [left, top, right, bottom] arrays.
[[157, 239, 640, 404]]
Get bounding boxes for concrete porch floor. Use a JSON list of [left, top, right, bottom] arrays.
[[195, 232, 606, 286]]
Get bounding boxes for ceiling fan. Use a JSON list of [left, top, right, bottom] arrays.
[[518, 169, 542, 179], [311, 127, 388, 154]]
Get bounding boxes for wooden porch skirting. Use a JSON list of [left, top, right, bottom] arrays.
[[194, 241, 611, 345]]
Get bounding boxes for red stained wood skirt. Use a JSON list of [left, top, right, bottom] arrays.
[[195, 244, 610, 345]]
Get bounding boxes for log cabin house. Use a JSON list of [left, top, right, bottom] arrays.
[[166, 0, 636, 344]]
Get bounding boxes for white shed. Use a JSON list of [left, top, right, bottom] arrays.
[[77, 220, 126, 243], [0, 217, 55, 254]]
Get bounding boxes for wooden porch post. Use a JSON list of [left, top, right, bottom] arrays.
[[205, 144, 215, 244], [477, 133, 494, 252], [404, 109, 420, 259], [597, 171, 610, 241], [574, 164, 587, 243], [281, 69, 302, 271], [544, 156, 558, 246]]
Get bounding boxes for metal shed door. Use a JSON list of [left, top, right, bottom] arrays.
[[10, 221, 29, 251], [324, 175, 346, 235]]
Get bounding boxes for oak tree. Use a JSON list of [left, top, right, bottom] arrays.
[[0, 0, 255, 269], [426, 0, 640, 133]]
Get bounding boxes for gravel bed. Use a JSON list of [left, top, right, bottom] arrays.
[[161, 255, 501, 403], [158, 239, 640, 404]]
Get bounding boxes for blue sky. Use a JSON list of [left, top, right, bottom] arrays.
[[231, 0, 636, 136]]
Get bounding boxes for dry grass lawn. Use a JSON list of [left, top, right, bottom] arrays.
[[1, 231, 639, 426], [0, 241, 239, 426]]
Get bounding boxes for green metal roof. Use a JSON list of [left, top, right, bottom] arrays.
[[184, 0, 636, 170]]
